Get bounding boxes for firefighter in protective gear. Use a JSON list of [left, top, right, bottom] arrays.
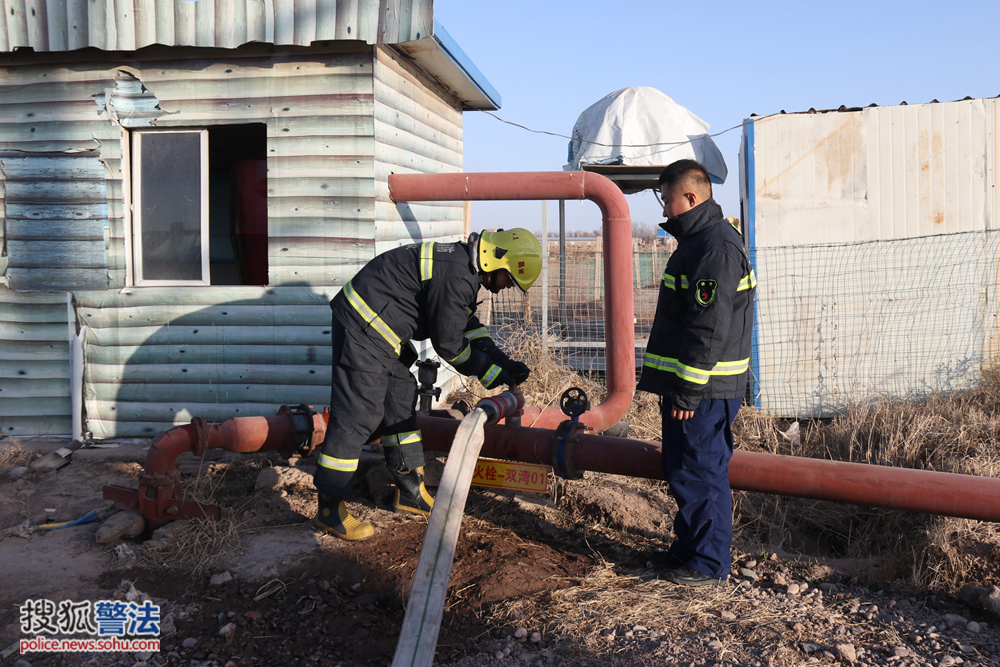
[[314, 228, 542, 540]]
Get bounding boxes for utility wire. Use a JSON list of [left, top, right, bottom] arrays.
[[479, 110, 779, 149]]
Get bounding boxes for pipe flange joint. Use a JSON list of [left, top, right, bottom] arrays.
[[552, 419, 585, 480], [191, 417, 210, 458], [277, 404, 319, 458]]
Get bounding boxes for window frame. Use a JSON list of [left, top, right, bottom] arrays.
[[130, 128, 210, 286]]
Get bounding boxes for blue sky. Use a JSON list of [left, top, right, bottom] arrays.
[[434, 0, 1000, 234]]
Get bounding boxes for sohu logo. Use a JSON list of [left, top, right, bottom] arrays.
[[695, 279, 717, 307]]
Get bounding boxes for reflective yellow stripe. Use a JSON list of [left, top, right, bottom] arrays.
[[448, 344, 472, 365], [662, 273, 689, 290], [420, 242, 435, 281], [343, 282, 401, 354], [737, 269, 757, 292], [318, 453, 358, 472], [465, 306, 473, 315], [383, 430, 421, 447], [466, 327, 489, 340], [643, 353, 750, 385], [664, 271, 755, 293], [481, 364, 502, 387]]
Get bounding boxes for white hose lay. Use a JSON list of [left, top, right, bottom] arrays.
[[391, 407, 489, 667]]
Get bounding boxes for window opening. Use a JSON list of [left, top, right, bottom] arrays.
[[130, 124, 268, 286]]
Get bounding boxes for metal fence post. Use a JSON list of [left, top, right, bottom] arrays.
[[541, 200, 548, 356]]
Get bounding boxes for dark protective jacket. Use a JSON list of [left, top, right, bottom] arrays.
[[636, 199, 756, 410], [330, 234, 507, 385]]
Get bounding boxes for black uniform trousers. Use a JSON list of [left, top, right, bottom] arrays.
[[661, 396, 741, 580], [313, 324, 424, 500]]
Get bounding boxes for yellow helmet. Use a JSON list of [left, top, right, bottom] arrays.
[[478, 228, 543, 292]]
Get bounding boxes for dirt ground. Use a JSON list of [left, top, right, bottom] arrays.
[[3, 436, 1000, 667]]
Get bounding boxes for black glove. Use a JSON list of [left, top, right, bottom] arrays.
[[506, 360, 530, 385], [480, 363, 513, 390]]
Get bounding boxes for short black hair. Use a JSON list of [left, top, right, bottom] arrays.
[[658, 159, 712, 196]]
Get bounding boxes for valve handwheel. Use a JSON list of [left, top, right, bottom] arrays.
[[560, 387, 590, 420]]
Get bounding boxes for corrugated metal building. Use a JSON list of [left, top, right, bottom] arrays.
[[742, 97, 1000, 417], [0, 0, 500, 438]]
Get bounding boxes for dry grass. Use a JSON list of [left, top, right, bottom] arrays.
[[0, 438, 33, 474], [733, 383, 1000, 590], [450, 325, 605, 414], [489, 563, 779, 655], [133, 457, 264, 575]]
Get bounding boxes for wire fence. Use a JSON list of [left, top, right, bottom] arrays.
[[479, 237, 675, 373], [476, 230, 1000, 418], [752, 229, 1000, 417]]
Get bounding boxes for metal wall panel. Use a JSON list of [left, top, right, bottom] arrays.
[[372, 45, 462, 253], [747, 98, 1000, 417], [0, 151, 110, 290], [0, 0, 433, 52], [752, 99, 996, 245], [77, 286, 335, 437], [0, 286, 72, 436], [0, 42, 469, 437]]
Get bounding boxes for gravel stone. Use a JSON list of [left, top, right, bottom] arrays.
[[834, 643, 857, 663], [95, 511, 146, 544], [209, 571, 233, 586], [218, 622, 237, 638], [514, 627, 528, 639], [944, 614, 969, 629]]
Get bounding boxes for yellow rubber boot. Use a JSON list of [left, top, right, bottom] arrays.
[[391, 467, 435, 516], [316, 495, 374, 541]]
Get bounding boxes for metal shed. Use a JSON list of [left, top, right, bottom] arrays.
[[742, 97, 1000, 417], [0, 0, 500, 438]]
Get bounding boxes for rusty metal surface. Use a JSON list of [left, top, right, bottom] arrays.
[[105, 405, 327, 524]]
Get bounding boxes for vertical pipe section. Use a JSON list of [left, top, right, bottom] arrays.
[[67, 292, 83, 442], [540, 200, 548, 357], [389, 172, 635, 432]]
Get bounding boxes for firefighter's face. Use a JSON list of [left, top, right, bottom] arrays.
[[486, 269, 514, 293], [660, 183, 698, 219]]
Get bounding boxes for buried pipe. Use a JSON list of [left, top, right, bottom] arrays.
[[389, 171, 635, 433], [417, 415, 1000, 523]]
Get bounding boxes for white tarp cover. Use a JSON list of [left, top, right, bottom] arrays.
[[563, 86, 728, 184]]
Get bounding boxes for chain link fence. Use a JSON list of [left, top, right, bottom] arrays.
[[753, 229, 1000, 417]]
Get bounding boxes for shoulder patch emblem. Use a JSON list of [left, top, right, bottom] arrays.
[[695, 279, 717, 307]]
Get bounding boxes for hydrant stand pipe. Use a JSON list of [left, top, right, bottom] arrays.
[[388, 171, 635, 433], [417, 415, 1000, 523]]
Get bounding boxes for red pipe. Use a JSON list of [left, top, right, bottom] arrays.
[[389, 171, 635, 433], [416, 416, 1000, 522], [103, 408, 327, 527], [109, 408, 1000, 526]]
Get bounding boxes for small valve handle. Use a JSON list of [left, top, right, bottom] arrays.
[[560, 387, 590, 422]]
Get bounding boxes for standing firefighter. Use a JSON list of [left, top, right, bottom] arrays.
[[637, 160, 756, 586], [314, 229, 543, 540]]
